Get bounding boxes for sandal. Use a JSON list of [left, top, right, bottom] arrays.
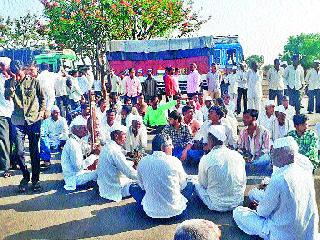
[[3, 171, 11, 178]]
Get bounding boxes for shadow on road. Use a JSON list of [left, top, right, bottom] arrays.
[[4, 194, 257, 240]]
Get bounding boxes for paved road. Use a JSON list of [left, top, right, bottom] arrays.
[[1, 97, 319, 240]]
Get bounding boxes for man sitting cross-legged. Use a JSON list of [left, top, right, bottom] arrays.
[[97, 124, 137, 202], [129, 134, 194, 219], [61, 117, 98, 191], [233, 136, 319, 240], [195, 125, 246, 211]]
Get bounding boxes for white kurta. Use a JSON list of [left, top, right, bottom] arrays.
[[125, 125, 148, 153], [41, 116, 69, 148], [270, 118, 294, 142], [137, 151, 188, 218], [257, 112, 276, 133], [38, 70, 57, 111], [97, 140, 137, 202], [247, 69, 263, 110], [61, 135, 97, 190], [196, 146, 246, 211], [233, 161, 319, 240]]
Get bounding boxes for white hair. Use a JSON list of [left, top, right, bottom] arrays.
[[174, 219, 220, 240]]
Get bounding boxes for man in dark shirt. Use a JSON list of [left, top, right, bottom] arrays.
[[5, 61, 46, 192], [142, 69, 158, 103]]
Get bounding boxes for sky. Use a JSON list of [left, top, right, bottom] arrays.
[[2, 0, 320, 64]]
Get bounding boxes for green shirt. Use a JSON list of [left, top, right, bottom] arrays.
[[144, 100, 177, 127], [5, 76, 46, 126], [288, 129, 319, 169]]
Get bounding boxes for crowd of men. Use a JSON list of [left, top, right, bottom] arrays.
[[0, 54, 319, 239]]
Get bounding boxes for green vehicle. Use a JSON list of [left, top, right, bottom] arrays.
[[34, 49, 77, 72]]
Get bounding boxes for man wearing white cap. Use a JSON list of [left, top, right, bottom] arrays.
[[61, 117, 98, 191], [130, 134, 193, 219], [40, 105, 69, 167], [281, 95, 295, 121], [305, 60, 320, 113], [97, 124, 137, 201], [270, 105, 294, 143], [233, 136, 319, 240], [195, 125, 246, 211], [201, 96, 213, 121], [257, 100, 276, 132], [125, 115, 147, 153], [266, 59, 285, 105]]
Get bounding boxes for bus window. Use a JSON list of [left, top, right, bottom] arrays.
[[227, 49, 236, 65], [212, 49, 221, 65]]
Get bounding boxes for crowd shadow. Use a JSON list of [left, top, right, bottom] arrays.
[[0, 180, 107, 212], [4, 194, 259, 240]]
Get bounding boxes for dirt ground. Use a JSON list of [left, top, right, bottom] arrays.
[[1, 97, 319, 240]]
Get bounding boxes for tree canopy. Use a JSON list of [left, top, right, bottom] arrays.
[[0, 13, 48, 49], [245, 54, 264, 68], [281, 33, 320, 69]]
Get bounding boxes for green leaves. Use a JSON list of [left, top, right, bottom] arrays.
[[282, 33, 320, 69]]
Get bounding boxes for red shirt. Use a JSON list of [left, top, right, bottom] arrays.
[[163, 74, 177, 96]]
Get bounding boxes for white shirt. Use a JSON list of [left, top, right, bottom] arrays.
[[247, 69, 263, 98], [77, 76, 90, 95], [93, 79, 102, 92], [206, 71, 220, 92], [67, 77, 82, 102], [125, 125, 148, 153], [226, 73, 239, 94], [0, 73, 13, 117], [257, 111, 276, 132], [54, 72, 67, 97], [256, 163, 318, 240], [283, 104, 295, 120], [284, 65, 304, 90], [270, 118, 294, 142], [38, 70, 57, 110], [267, 67, 285, 90], [137, 151, 188, 218], [201, 105, 210, 122], [41, 116, 69, 148], [61, 135, 97, 190], [236, 69, 248, 89], [196, 146, 246, 211], [110, 75, 122, 93], [305, 68, 320, 90], [186, 70, 201, 93], [97, 140, 137, 202]]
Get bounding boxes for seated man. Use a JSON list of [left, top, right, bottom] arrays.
[[40, 105, 69, 166], [257, 100, 276, 132], [95, 98, 108, 125], [238, 109, 272, 176], [162, 110, 203, 162], [233, 136, 319, 240], [270, 105, 294, 143], [201, 96, 213, 121], [195, 125, 246, 211], [182, 105, 201, 137], [129, 134, 194, 219], [97, 124, 137, 202], [174, 219, 221, 240], [125, 115, 148, 154], [134, 94, 148, 117], [281, 95, 295, 121], [100, 108, 119, 142], [288, 114, 319, 170], [61, 118, 98, 191], [144, 96, 177, 134]]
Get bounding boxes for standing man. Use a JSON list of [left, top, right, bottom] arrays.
[[247, 61, 263, 111], [266, 59, 285, 105], [284, 55, 304, 113], [164, 67, 177, 100], [109, 69, 122, 96], [124, 68, 142, 105], [206, 63, 220, 99], [54, 69, 68, 117], [142, 69, 158, 103], [305, 60, 320, 113], [236, 63, 248, 114], [0, 58, 14, 177], [186, 63, 201, 98], [5, 62, 46, 192]]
